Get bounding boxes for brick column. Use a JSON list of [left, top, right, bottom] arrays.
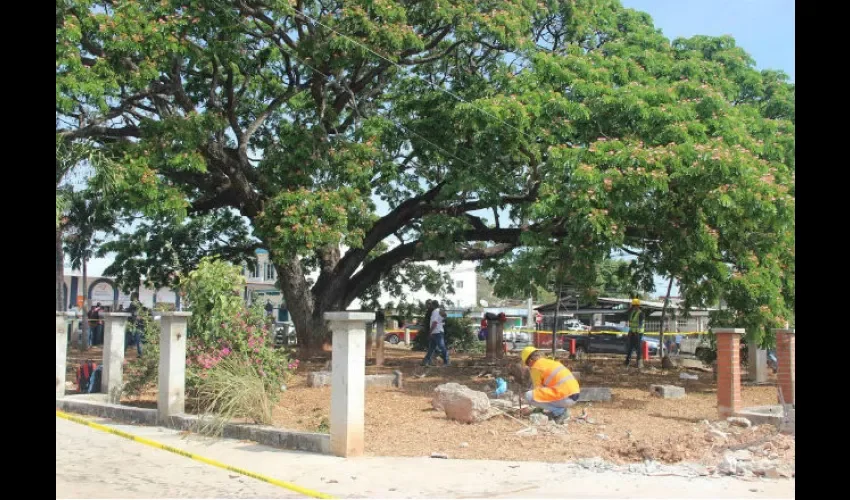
[[774, 329, 795, 406], [715, 328, 745, 418]]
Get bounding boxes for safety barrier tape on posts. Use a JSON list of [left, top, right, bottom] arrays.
[[530, 330, 707, 336], [55, 411, 335, 499]]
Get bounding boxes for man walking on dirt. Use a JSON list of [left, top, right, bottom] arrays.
[[422, 301, 449, 367], [625, 298, 645, 368]]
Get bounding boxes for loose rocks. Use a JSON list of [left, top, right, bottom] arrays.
[[718, 454, 738, 475], [529, 414, 549, 426], [727, 416, 753, 428]]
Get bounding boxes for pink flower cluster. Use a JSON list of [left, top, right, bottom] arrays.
[[287, 359, 300, 371]]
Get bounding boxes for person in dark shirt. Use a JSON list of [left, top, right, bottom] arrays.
[[126, 295, 147, 357]]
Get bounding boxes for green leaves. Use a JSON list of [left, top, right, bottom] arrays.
[[56, 1, 794, 342]]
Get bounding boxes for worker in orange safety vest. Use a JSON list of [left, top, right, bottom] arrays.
[[520, 346, 581, 424]]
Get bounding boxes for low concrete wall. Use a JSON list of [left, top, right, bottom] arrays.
[[56, 395, 330, 454], [735, 405, 795, 435]]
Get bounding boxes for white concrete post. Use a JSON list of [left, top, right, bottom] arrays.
[[325, 311, 374, 458], [157, 312, 192, 421], [103, 313, 131, 403], [365, 321, 374, 357], [57, 311, 70, 398], [404, 327, 411, 345]]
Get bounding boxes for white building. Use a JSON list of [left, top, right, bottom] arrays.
[[348, 261, 478, 310], [61, 270, 179, 311]]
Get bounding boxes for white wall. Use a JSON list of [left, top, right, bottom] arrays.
[[348, 262, 478, 310]]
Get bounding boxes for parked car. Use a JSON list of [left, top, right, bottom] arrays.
[[384, 324, 423, 344], [563, 319, 590, 331], [569, 326, 664, 356]]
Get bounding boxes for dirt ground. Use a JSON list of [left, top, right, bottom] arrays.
[[271, 347, 794, 467], [109, 345, 793, 468]]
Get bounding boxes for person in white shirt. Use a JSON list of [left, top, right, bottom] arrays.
[[422, 302, 449, 366]]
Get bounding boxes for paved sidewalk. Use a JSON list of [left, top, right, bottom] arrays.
[[56, 416, 794, 498]]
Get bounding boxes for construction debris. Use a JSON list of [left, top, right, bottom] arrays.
[[727, 417, 753, 428], [529, 414, 549, 426]]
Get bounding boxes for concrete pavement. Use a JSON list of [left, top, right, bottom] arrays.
[[56, 417, 299, 499], [56, 416, 794, 498]]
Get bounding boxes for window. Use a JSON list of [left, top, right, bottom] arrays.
[[265, 263, 275, 281], [455, 281, 464, 289]]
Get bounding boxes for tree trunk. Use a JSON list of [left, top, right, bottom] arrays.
[[81, 259, 89, 351], [56, 226, 65, 312]]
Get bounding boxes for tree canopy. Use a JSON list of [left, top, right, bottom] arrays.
[[57, 0, 794, 347]]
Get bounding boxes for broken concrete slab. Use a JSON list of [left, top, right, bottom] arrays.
[[735, 405, 794, 434], [307, 371, 332, 387], [308, 371, 404, 389], [578, 387, 612, 402], [649, 384, 686, 399]]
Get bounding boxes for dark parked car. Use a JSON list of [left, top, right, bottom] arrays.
[[571, 326, 663, 356]]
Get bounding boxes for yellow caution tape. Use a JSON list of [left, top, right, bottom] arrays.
[[532, 330, 706, 336], [55, 410, 335, 499]]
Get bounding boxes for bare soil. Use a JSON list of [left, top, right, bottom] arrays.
[[271, 348, 793, 466], [112, 345, 794, 467]]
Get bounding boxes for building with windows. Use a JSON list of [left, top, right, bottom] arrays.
[[61, 271, 180, 311]]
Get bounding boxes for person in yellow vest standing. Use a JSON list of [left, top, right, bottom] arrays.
[[520, 347, 580, 424], [625, 298, 645, 368]]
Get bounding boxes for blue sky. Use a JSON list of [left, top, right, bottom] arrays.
[[623, 0, 795, 81], [81, 1, 795, 297]]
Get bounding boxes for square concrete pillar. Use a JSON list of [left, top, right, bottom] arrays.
[[365, 321, 374, 357], [157, 312, 192, 421], [57, 312, 71, 398], [774, 329, 795, 405], [103, 313, 131, 403], [715, 328, 744, 418], [748, 347, 768, 384], [325, 311, 374, 458]]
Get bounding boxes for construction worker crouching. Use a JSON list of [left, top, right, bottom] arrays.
[[520, 346, 580, 424]]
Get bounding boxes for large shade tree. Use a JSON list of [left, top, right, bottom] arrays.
[[57, 0, 794, 349]]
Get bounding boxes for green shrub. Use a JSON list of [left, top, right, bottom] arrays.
[[190, 358, 276, 436], [123, 258, 296, 424]]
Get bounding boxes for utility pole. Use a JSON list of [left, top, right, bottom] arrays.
[[658, 277, 674, 360]]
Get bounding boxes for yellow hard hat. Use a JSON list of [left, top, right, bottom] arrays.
[[631, 298, 641, 306], [521, 346, 538, 364]]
